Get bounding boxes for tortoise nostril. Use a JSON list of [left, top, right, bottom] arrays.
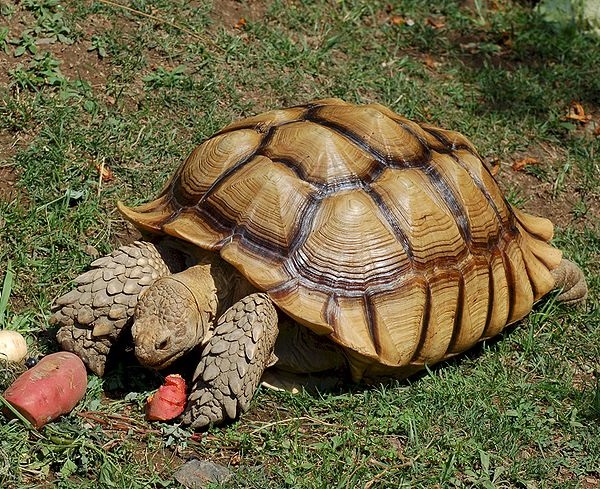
[[156, 338, 170, 350]]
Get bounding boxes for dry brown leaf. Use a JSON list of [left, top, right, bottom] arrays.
[[95, 162, 115, 182], [487, 157, 500, 176], [423, 54, 440, 69], [512, 157, 540, 172], [390, 15, 405, 26], [234, 17, 247, 30], [566, 101, 592, 123], [426, 16, 446, 29]]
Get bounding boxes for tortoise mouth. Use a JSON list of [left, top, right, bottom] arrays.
[[135, 347, 185, 370]]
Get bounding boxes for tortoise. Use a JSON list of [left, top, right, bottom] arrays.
[[51, 98, 588, 429]]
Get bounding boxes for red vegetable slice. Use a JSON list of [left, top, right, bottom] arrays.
[[2, 351, 87, 428], [145, 374, 187, 421]]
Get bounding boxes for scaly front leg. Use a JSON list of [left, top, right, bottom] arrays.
[[52, 241, 174, 375], [183, 293, 278, 429]]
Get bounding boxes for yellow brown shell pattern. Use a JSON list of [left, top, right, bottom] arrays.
[[120, 98, 562, 379]]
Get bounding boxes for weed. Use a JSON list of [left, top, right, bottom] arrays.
[[9, 52, 67, 89]]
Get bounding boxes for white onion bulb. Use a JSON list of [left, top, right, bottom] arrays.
[[0, 330, 28, 363]]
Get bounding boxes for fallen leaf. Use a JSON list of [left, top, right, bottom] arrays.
[[423, 54, 440, 69], [565, 101, 591, 124], [426, 16, 446, 29], [512, 157, 540, 172], [95, 161, 114, 182], [234, 17, 247, 30], [487, 156, 501, 176], [390, 15, 405, 26]]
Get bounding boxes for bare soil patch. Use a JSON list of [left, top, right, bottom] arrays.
[[494, 143, 600, 231], [0, 164, 19, 203], [209, 0, 268, 30]]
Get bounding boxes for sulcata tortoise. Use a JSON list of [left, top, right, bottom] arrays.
[[52, 98, 588, 429]]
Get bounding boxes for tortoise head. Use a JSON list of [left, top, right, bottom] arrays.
[[132, 266, 217, 369]]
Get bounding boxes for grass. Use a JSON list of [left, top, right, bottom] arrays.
[[0, 0, 599, 487]]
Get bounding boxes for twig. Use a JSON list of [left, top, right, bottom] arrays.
[[96, 0, 221, 50], [78, 411, 207, 443], [250, 415, 341, 433], [97, 157, 105, 197]]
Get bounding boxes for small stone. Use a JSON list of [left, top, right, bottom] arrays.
[[114, 294, 129, 305], [84, 245, 99, 258], [173, 459, 232, 489]]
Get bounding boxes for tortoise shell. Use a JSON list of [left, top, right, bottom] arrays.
[[120, 98, 562, 379]]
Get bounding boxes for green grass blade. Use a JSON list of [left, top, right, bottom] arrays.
[[0, 261, 14, 328]]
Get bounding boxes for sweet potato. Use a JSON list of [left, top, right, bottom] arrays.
[[146, 374, 187, 421], [3, 351, 87, 428]]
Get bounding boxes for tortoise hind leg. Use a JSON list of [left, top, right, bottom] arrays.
[[52, 241, 174, 376], [183, 293, 278, 429], [551, 259, 588, 305], [261, 317, 347, 394]]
